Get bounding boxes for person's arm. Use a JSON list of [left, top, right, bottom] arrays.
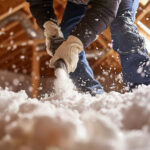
[[71, 0, 121, 48], [27, 0, 64, 56], [49, 0, 122, 73], [26, 0, 57, 29]]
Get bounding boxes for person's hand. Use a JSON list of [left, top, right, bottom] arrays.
[[49, 35, 83, 73], [43, 21, 63, 56]]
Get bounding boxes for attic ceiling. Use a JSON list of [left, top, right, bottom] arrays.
[[0, 0, 150, 96]]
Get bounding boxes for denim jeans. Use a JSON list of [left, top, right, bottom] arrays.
[[60, 0, 150, 93], [111, 0, 150, 89], [60, 2, 104, 95]]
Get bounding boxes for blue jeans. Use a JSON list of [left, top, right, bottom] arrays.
[[111, 0, 150, 89], [60, 0, 150, 93], [60, 2, 104, 95]]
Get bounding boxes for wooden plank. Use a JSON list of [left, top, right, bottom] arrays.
[[137, 24, 150, 40], [91, 49, 114, 70], [96, 36, 109, 48], [0, 50, 31, 70], [140, 0, 149, 6], [2, 14, 32, 32], [0, 49, 22, 66], [102, 28, 111, 42], [32, 46, 40, 98], [2, 30, 25, 45], [136, 2, 150, 22], [0, 2, 27, 21], [2, 39, 45, 48], [38, 51, 48, 56]]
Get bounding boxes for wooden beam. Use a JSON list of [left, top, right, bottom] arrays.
[[37, 51, 48, 56], [0, 49, 23, 66], [0, 2, 27, 21], [23, 3, 39, 30], [2, 30, 25, 45], [0, 49, 31, 70], [32, 46, 40, 98], [136, 2, 150, 22], [55, 0, 67, 8], [1, 15, 32, 32], [96, 36, 109, 48], [91, 49, 114, 70], [2, 21, 18, 31], [140, 0, 149, 6], [137, 24, 150, 40], [2, 39, 45, 48], [102, 28, 111, 42]]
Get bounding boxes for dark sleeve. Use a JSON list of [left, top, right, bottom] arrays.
[[26, 0, 57, 29], [71, 0, 121, 48]]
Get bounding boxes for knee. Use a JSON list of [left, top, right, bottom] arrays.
[[111, 11, 135, 34], [111, 11, 146, 54]]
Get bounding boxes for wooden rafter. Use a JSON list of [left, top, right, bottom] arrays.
[[136, 2, 150, 23], [0, 2, 27, 21], [1, 39, 45, 48], [140, 0, 149, 6]]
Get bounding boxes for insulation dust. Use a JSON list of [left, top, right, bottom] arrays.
[[54, 68, 77, 99], [0, 72, 150, 150]]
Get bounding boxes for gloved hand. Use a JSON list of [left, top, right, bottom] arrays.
[[49, 35, 83, 73], [43, 21, 63, 56]]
